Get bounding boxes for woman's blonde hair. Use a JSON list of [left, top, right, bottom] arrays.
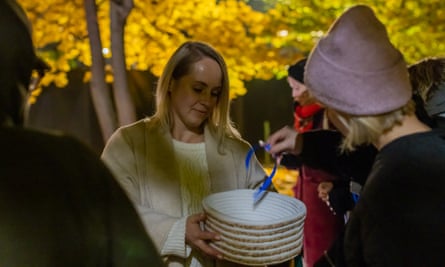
[[336, 100, 415, 152], [151, 41, 241, 151]]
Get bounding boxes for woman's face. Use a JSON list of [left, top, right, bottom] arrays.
[[170, 57, 222, 134], [287, 76, 309, 104]]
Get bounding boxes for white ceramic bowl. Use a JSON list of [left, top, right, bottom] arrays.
[[202, 189, 306, 266], [213, 229, 303, 251], [202, 189, 306, 227], [210, 236, 303, 266], [205, 216, 304, 242]]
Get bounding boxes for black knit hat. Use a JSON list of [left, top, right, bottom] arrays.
[[287, 58, 307, 84]]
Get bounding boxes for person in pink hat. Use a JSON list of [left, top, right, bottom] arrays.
[[270, 4, 445, 267], [305, 4, 445, 267]]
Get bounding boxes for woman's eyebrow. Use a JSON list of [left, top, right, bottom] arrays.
[[193, 80, 222, 90]]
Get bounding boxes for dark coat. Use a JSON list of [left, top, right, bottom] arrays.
[[344, 129, 445, 267], [0, 127, 164, 266]]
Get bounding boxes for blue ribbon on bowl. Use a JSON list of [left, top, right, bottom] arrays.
[[245, 141, 277, 204]]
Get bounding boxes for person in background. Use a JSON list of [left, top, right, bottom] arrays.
[[311, 57, 445, 267], [101, 41, 270, 267], [313, 57, 445, 218], [0, 0, 164, 266], [288, 58, 324, 133], [408, 57, 445, 129], [284, 58, 344, 267], [302, 5, 445, 266]]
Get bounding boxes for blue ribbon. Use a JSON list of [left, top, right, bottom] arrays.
[[245, 142, 277, 202], [352, 192, 360, 204]]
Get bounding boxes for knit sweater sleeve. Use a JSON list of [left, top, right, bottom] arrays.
[[161, 217, 190, 258], [101, 127, 142, 203], [101, 124, 181, 255]]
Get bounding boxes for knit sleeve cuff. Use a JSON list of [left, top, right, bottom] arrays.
[[160, 217, 191, 258]]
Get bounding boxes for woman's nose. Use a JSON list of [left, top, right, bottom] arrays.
[[199, 90, 212, 104], [292, 87, 301, 98]]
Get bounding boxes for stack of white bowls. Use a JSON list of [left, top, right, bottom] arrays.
[[202, 189, 306, 266]]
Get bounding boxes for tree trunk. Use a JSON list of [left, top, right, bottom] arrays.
[[110, 0, 136, 126], [84, 0, 117, 142]]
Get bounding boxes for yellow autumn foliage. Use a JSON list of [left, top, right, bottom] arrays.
[[268, 0, 445, 64], [17, 0, 445, 99]]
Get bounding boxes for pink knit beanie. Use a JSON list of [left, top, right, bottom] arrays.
[[305, 5, 412, 115]]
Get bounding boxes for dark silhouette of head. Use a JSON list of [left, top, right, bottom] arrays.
[[0, 0, 38, 126]]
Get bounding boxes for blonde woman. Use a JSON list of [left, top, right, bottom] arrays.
[[101, 41, 267, 267], [306, 5, 445, 267]]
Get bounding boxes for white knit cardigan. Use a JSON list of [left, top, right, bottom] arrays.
[[101, 118, 267, 267]]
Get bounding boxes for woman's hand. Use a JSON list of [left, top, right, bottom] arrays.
[[317, 182, 336, 215], [317, 181, 333, 202], [266, 126, 301, 157], [185, 213, 223, 260]]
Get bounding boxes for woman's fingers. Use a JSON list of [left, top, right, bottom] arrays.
[[266, 126, 298, 155], [317, 182, 333, 202], [185, 213, 223, 259], [195, 238, 223, 259]]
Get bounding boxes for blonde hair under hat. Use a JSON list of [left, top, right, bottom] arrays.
[[305, 5, 412, 116]]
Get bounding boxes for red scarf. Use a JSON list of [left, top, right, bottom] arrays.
[[293, 103, 323, 133]]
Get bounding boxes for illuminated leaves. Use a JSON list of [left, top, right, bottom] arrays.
[[267, 0, 445, 64], [18, 0, 445, 98]]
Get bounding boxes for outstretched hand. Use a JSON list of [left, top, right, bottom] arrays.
[[266, 126, 300, 157], [185, 213, 223, 260]]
